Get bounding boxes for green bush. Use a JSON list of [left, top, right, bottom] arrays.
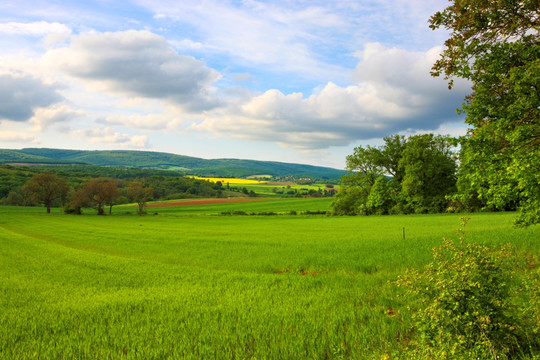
[[396, 217, 539, 359]]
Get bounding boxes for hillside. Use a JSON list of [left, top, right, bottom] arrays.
[[0, 148, 346, 179]]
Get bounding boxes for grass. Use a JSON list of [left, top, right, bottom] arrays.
[[141, 197, 333, 215], [1, 203, 538, 359]]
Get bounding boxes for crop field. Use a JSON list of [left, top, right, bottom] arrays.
[[1, 201, 538, 359], [190, 176, 267, 185], [189, 176, 335, 197], [140, 197, 333, 215]]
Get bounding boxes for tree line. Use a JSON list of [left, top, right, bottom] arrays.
[[0, 165, 225, 215], [22, 173, 154, 215], [332, 134, 458, 215], [333, 0, 539, 227]]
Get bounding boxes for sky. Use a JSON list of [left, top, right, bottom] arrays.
[[0, 0, 472, 169]]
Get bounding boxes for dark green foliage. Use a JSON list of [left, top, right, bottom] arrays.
[[333, 134, 457, 215], [399, 134, 457, 213], [396, 218, 540, 358], [430, 0, 540, 225]]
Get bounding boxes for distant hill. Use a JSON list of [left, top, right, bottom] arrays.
[[0, 148, 347, 179]]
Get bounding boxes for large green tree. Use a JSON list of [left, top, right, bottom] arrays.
[[399, 134, 457, 213], [333, 134, 457, 215], [430, 0, 540, 225]]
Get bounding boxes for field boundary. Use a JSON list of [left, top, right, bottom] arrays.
[[146, 197, 279, 207]]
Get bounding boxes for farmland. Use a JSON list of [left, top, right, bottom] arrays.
[[1, 201, 539, 359]]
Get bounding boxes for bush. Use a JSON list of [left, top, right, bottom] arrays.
[[396, 217, 539, 359]]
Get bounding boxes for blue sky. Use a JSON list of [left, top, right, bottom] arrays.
[[0, 0, 471, 169]]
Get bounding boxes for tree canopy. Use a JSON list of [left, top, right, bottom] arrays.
[[430, 0, 540, 225], [23, 172, 69, 213], [127, 182, 154, 215], [332, 134, 457, 215]]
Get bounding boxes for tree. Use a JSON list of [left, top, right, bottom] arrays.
[[430, 0, 540, 225], [399, 134, 457, 213], [366, 177, 393, 215], [23, 172, 70, 213], [127, 181, 153, 215], [345, 135, 406, 186], [333, 134, 457, 215], [81, 178, 121, 215], [66, 188, 90, 215]]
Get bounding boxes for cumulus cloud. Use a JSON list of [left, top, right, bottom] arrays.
[[72, 127, 149, 148], [192, 44, 471, 149], [30, 105, 84, 131], [0, 73, 63, 122], [43, 30, 222, 111]]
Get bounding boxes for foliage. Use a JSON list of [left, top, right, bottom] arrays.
[[399, 134, 457, 213], [396, 217, 540, 359], [23, 172, 70, 213], [79, 178, 121, 215], [0, 165, 243, 206], [430, 0, 540, 225], [366, 177, 393, 215], [127, 181, 153, 215], [331, 173, 372, 215], [334, 134, 457, 215]]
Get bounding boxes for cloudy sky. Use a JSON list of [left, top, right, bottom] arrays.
[[0, 0, 471, 169]]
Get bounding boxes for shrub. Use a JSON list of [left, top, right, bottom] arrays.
[[396, 217, 539, 359]]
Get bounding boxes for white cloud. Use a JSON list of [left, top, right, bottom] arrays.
[[135, 0, 349, 80], [0, 131, 40, 143], [43, 30, 222, 111], [72, 127, 149, 148], [0, 21, 71, 36], [192, 44, 470, 149], [29, 105, 84, 131], [136, 0, 450, 82], [100, 112, 174, 131], [0, 73, 63, 122]]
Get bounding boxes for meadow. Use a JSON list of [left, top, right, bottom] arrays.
[[1, 200, 538, 359]]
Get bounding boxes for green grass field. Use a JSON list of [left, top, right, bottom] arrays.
[[1, 201, 538, 359], [141, 197, 333, 215]]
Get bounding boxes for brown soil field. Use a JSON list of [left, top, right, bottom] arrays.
[[147, 198, 276, 207]]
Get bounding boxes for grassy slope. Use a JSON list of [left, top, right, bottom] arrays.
[[1, 205, 538, 359]]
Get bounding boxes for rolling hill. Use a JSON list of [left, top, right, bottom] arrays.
[[0, 148, 347, 179]]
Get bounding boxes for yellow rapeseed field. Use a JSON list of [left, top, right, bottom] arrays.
[[191, 176, 267, 184]]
